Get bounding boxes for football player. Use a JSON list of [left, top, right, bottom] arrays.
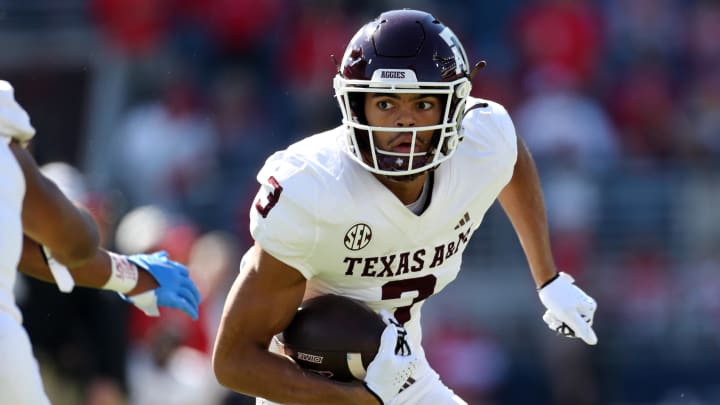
[[213, 9, 597, 405], [0, 80, 202, 404]]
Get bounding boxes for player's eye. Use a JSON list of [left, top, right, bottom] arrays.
[[417, 101, 434, 110], [376, 100, 394, 110]]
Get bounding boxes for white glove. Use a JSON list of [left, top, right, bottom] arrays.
[[364, 310, 417, 405], [538, 272, 598, 345], [0, 80, 35, 145]]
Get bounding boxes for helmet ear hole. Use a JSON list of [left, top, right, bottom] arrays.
[[455, 81, 472, 98]]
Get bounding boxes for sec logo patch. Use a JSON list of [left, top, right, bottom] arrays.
[[344, 224, 372, 251]]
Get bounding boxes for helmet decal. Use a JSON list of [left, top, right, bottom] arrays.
[[439, 27, 469, 75], [371, 69, 418, 82]]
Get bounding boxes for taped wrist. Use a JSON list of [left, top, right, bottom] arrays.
[[102, 252, 139, 293]]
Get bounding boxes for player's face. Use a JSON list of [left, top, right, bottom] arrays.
[[363, 93, 442, 154]]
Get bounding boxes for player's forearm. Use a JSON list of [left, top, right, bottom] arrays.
[[19, 236, 158, 294], [213, 345, 377, 405], [42, 206, 100, 267], [12, 143, 101, 267], [498, 136, 557, 288]]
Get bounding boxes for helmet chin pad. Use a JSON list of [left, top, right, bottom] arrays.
[[362, 149, 431, 182], [374, 150, 433, 174], [354, 127, 441, 178]]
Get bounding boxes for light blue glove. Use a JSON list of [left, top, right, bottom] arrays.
[[124, 251, 202, 320]]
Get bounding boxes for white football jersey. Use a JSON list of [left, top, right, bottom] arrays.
[[250, 97, 517, 351], [0, 83, 53, 405], [0, 137, 26, 323]]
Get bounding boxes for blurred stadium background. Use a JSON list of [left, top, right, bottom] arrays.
[[3, 0, 720, 404]]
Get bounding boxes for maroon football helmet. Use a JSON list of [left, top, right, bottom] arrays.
[[334, 9, 472, 179]]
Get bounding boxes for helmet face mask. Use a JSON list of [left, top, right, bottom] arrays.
[[334, 9, 472, 180]]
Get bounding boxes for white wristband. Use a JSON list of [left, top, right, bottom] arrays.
[[102, 253, 139, 293]]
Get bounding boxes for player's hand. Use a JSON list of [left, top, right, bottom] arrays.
[[125, 251, 202, 320], [538, 272, 598, 345], [0, 80, 35, 145], [363, 310, 417, 405]]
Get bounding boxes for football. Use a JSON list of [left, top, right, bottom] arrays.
[[277, 294, 385, 382]]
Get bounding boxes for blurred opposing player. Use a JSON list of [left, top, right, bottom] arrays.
[[0, 80, 202, 404], [212, 9, 598, 405]]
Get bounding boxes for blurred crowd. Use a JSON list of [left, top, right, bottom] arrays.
[[3, 0, 720, 404]]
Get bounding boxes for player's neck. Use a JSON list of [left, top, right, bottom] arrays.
[[375, 172, 429, 205]]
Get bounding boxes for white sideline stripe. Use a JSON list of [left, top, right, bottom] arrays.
[[347, 353, 366, 380]]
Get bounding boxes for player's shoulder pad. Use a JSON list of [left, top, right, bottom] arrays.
[[255, 150, 317, 220], [461, 96, 517, 150], [0, 80, 36, 145], [254, 129, 347, 221], [257, 130, 343, 190], [251, 134, 348, 276]]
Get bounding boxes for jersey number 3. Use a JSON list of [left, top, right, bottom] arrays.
[[381, 274, 437, 324], [255, 176, 283, 218]]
